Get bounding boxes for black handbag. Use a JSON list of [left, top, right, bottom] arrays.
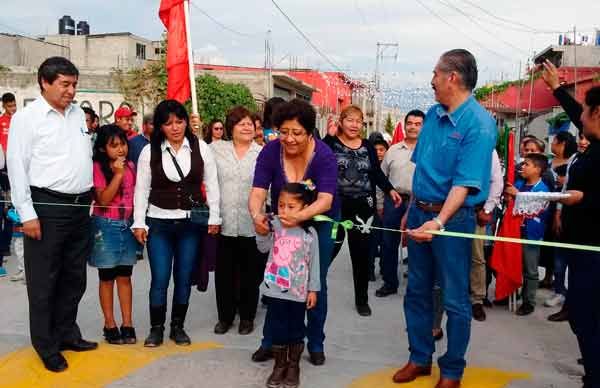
[[167, 148, 210, 226]]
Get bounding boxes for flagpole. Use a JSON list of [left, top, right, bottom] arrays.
[[183, 0, 198, 115]]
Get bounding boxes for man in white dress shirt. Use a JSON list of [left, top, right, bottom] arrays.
[[7, 57, 98, 373]]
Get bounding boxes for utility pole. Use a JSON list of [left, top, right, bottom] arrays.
[[373, 42, 398, 134], [265, 30, 273, 99]]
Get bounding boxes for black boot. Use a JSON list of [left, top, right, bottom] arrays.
[[170, 303, 191, 345], [144, 305, 166, 347]]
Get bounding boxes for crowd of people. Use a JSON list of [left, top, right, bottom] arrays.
[[0, 50, 598, 388]]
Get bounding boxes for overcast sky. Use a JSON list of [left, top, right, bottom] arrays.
[[1, 0, 598, 88]]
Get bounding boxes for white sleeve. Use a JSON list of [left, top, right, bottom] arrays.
[[483, 150, 504, 213], [380, 148, 391, 177], [7, 112, 36, 222], [199, 139, 221, 225], [132, 144, 151, 231]]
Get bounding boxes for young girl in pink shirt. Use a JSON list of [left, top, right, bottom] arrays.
[[90, 124, 139, 345]]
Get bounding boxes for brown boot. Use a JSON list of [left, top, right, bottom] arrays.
[[392, 362, 432, 383], [283, 343, 304, 388], [435, 377, 461, 388], [266, 345, 288, 388]]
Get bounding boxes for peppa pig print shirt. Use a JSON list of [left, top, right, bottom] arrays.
[[256, 217, 320, 302]]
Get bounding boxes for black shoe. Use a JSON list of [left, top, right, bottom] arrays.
[[214, 321, 232, 335], [120, 326, 137, 344], [472, 303, 487, 322], [356, 304, 372, 317], [516, 303, 535, 316], [170, 325, 191, 345], [103, 327, 124, 345], [252, 346, 273, 362], [238, 320, 254, 335], [309, 351, 326, 366], [493, 298, 509, 306], [375, 285, 398, 298], [433, 329, 444, 342], [42, 353, 68, 372], [548, 308, 569, 322], [59, 338, 98, 352], [144, 325, 164, 347], [482, 298, 493, 308]]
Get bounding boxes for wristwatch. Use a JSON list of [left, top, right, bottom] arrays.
[[432, 216, 445, 232]]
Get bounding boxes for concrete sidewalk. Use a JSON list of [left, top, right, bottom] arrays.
[[0, 245, 584, 388]]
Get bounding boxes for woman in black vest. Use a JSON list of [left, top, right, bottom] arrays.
[[132, 100, 221, 347]]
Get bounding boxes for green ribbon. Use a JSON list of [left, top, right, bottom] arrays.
[[313, 215, 600, 253], [313, 215, 354, 239]]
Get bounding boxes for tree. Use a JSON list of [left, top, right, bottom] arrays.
[[193, 74, 257, 123], [384, 113, 395, 136]]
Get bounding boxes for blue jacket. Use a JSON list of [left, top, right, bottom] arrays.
[[515, 179, 550, 241]]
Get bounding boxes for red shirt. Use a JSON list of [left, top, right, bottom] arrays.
[[0, 114, 11, 153]]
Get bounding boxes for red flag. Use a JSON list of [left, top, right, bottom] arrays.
[[159, 0, 191, 103], [490, 131, 523, 300], [391, 121, 404, 144]]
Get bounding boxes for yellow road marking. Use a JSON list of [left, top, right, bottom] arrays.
[[0, 342, 222, 388], [349, 366, 530, 388]]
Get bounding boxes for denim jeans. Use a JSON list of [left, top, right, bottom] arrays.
[[404, 205, 475, 380], [553, 248, 568, 297], [381, 196, 408, 290], [265, 298, 306, 345], [522, 245, 540, 306], [146, 218, 202, 307], [261, 217, 335, 353], [567, 250, 600, 387]]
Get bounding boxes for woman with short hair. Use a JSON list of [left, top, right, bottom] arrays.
[[211, 106, 263, 335]]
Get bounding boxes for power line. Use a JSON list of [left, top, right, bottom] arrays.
[[456, 0, 562, 34], [270, 0, 343, 71], [413, 0, 515, 63], [435, 0, 529, 55], [189, 1, 259, 38]]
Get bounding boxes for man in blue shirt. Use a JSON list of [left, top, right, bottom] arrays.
[[128, 114, 153, 166], [393, 49, 497, 388]]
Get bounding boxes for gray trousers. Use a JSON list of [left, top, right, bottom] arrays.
[[522, 245, 540, 306]]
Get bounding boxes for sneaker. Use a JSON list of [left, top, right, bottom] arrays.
[[10, 270, 25, 282], [0, 267, 7, 278], [544, 293, 566, 308]]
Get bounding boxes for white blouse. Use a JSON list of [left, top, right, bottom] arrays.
[[211, 140, 261, 237], [132, 137, 221, 230]]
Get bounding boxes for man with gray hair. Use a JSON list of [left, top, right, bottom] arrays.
[[392, 49, 497, 388], [128, 113, 154, 166]]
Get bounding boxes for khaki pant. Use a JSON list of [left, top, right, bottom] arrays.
[[470, 224, 487, 305]]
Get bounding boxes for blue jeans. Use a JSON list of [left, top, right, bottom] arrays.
[[146, 218, 202, 307], [265, 298, 306, 345], [381, 196, 408, 290], [261, 217, 336, 353], [404, 205, 475, 380], [553, 248, 568, 297]]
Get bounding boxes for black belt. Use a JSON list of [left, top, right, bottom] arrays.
[[30, 186, 93, 204]]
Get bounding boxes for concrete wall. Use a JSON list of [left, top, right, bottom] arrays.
[[0, 69, 149, 129], [555, 46, 600, 67], [43, 34, 157, 70], [0, 34, 69, 68]]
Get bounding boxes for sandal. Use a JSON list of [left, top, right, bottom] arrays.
[[103, 327, 124, 345], [120, 326, 137, 345]]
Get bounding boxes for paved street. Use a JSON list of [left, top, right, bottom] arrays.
[[0, 244, 584, 388]]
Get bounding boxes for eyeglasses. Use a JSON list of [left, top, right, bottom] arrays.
[[213, 126, 224, 131]]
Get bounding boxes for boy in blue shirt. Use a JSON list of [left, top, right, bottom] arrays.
[[505, 153, 550, 316]]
